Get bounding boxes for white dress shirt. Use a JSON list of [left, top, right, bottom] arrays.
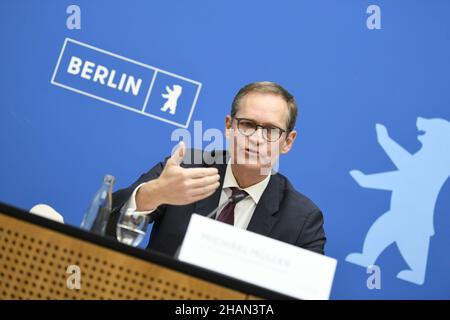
[[215, 161, 271, 229], [122, 160, 272, 229]]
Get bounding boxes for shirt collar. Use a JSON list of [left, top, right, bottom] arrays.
[[222, 160, 272, 204]]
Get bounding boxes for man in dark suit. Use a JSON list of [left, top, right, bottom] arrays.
[[107, 81, 326, 256]]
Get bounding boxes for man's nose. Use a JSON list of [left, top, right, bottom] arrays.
[[249, 127, 266, 144]]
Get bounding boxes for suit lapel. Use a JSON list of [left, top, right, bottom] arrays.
[[246, 174, 280, 237], [192, 149, 281, 238]]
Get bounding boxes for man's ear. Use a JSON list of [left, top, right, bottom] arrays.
[[225, 115, 232, 138], [280, 130, 297, 154]]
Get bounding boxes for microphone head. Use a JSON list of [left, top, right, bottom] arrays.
[[230, 193, 247, 204], [30, 204, 64, 223]]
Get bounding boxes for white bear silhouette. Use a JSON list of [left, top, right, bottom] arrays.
[[346, 117, 450, 285], [160, 85, 183, 115]]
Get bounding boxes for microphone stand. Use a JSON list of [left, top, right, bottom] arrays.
[[174, 193, 249, 259], [205, 193, 248, 219]]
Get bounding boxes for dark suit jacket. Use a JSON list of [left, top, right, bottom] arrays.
[[106, 149, 326, 256]]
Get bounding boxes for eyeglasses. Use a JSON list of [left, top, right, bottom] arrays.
[[233, 117, 287, 142]]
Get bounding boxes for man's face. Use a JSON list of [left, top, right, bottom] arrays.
[[225, 92, 297, 173]]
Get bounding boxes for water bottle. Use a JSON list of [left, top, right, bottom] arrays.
[[80, 174, 115, 236]]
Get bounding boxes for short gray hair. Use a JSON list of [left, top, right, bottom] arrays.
[[230, 81, 298, 132]]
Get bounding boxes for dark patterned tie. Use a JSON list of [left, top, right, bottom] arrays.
[[216, 187, 248, 225]]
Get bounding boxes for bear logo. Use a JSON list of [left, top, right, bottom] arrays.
[[346, 117, 450, 285], [160, 84, 183, 115]]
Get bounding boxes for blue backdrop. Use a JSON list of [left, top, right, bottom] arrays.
[[1, 0, 449, 299]]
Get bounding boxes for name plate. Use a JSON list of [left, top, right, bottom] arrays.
[[178, 214, 337, 300]]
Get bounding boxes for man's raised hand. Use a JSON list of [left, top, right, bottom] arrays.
[[136, 142, 221, 211]]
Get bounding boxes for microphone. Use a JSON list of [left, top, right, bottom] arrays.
[[174, 192, 249, 259], [30, 204, 65, 223], [205, 192, 249, 219]]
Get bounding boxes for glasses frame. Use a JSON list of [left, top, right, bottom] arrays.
[[233, 117, 288, 142]]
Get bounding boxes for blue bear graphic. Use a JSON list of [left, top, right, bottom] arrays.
[[346, 117, 450, 285]]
